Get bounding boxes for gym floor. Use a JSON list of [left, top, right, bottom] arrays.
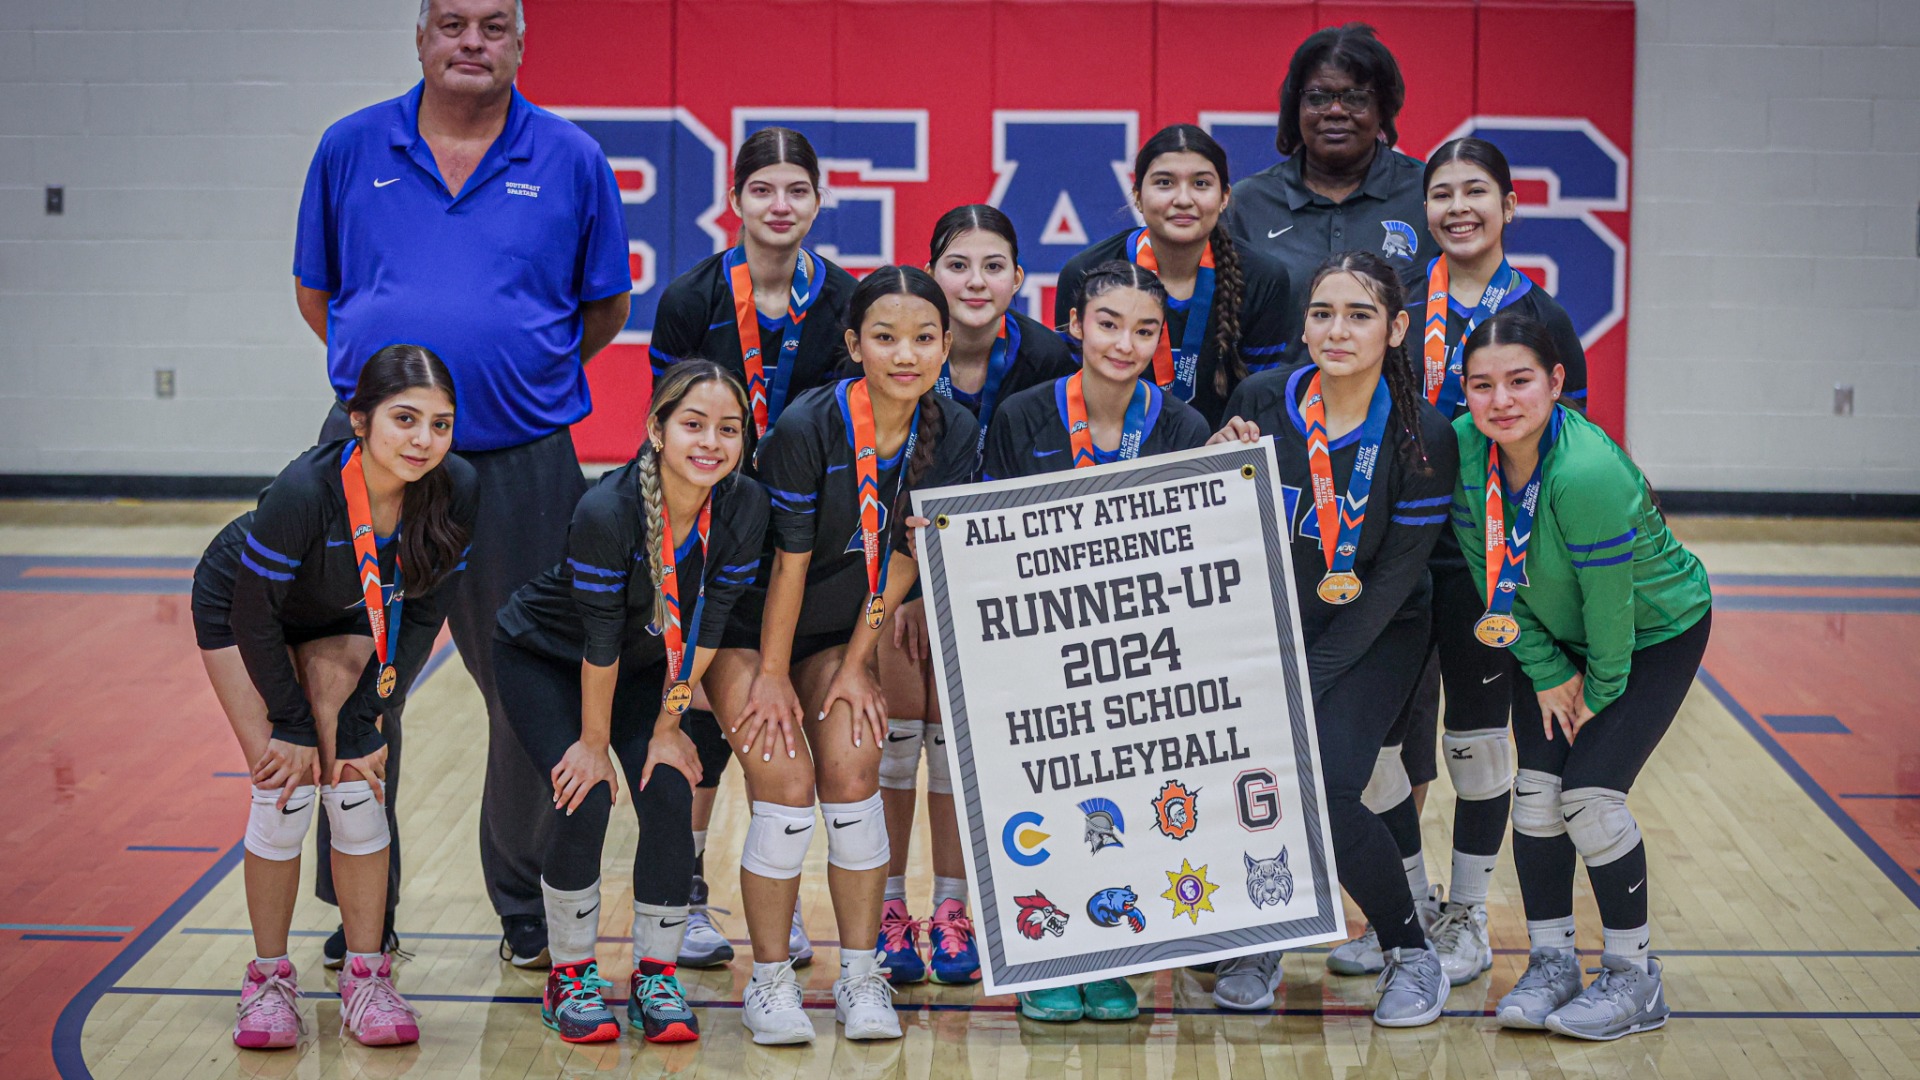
[[1, 502, 1916, 1079]]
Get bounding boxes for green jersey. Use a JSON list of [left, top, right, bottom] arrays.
[[1451, 406, 1712, 715]]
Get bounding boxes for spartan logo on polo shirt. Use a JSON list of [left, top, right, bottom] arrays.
[[505, 181, 541, 199], [1380, 220, 1418, 261]]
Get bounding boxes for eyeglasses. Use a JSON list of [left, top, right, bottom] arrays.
[[1300, 88, 1375, 113]]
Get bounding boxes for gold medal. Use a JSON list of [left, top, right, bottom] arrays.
[[1474, 614, 1520, 648], [376, 663, 397, 699], [664, 681, 694, 716], [1316, 571, 1362, 605], [865, 594, 887, 630]]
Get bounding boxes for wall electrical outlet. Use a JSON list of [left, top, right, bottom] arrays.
[[45, 186, 63, 215], [155, 369, 176, 399], [1833, 384, 1853, 417]]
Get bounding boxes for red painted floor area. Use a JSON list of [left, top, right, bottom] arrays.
[[0, 592, 241, 1077], [1704, 610, 1920, 887]]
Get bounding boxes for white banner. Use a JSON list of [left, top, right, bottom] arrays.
[[912, 441, 1344, 996]]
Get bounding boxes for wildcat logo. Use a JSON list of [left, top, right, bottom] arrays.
[[1078, 797, 1125, 853], [1151, 779, 1200, 840], [1086, 886, 1146, 933], [1244, 847, 1294, 909], [1014, 891, 1070, 939]]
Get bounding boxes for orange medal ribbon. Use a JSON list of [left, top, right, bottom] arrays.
[[655, 494, 712, 714], [845, 379, 918, 630], [338, 442, 402, 698]]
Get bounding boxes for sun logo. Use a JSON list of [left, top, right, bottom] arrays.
[[1161, 858, 1220, 924], [1151, 779, 1200, 840]]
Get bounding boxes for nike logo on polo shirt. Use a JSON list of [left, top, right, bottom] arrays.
[[373, 178, 399, 188], [1482, 673, 1501, 684], [1267, 226, 1295, 238]]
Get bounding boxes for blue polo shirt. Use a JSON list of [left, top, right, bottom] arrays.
[[294, 82, 629, 451]]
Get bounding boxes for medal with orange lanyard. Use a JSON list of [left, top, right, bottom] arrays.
[[726, 245, 821, 436], [1126, 228, 1211, 403], [1421, 255, 1523, 417], [1062, 371, 1152, 469], [338, 442, 403, 699], [842, 378, 919, 630], [653, 495, 712, 715], [1475, 407, 1562, 647], [1299, 370, 1391, 605]]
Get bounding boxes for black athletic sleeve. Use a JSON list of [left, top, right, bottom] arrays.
[[226, 462, 328, 748], [1540, 297, 1589, 412], [1304, 410, 1461, 689], [649, 273, 711, 379], [698, 479, 770, 646], [566, 477, 639, 669], [332, 456, 478, 759], [757, 408, 825, 555], [1237, 252, 1297, 373]]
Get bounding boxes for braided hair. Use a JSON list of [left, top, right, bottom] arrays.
[[1305, 251, 1430, 475], [840, 265, 952, 524], [1132, 124, 1246, 398], [638, 360, 750, 629]]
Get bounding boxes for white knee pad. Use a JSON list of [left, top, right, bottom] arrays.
[[923, 725, 953, 796], [1360, 745, 1412, 813], [322, 780, 390, 856], [1561, 787, 1641, 866], [1443, 729, 1515, 802], [244, 785, 316, 862], [1510, 769, 1565, 837], [741, 801, 814, 880], [822, 793, 890, 872], [877, 719, 924, 791]]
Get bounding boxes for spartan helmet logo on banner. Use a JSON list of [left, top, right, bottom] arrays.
[[1078, 797, 1125, 853]]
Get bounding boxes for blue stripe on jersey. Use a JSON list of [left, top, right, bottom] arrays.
[[568, 558, 623, 579], [1392, 513, 1449, 526], [240, 552, 297, 582], [245, 532, 300, 568], [1566, 528, 1635, 552], [1395, 494, 1451, 509], [707, 318, 732, 330], [573, 577, 626, 593], [1243, 343, 1288, 356], [722, 561, 759, 573], [767, 486, 818, 514], [1570, 550, 1634, 569]]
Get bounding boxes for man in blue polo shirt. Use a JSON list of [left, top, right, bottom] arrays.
[[293, 0, 630, 971]]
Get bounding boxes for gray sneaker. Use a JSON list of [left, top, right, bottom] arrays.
[[1211, 951, 1283, 1011], [1324, 924, 1382, 975], [1428, 901, 1493, 986], [1372, 946, 1447, 1027], [1495, 949, 1583, 1029], [678, 893, 735, 968], [1545, 955, 1670, 1041]]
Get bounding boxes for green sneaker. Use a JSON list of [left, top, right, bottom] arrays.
[[1080, 978, 1139, 1020], [1017, 985, 1084, 1022]]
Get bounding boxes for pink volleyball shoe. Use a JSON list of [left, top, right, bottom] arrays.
[[233, 958, 305, 1049], [338, 954, 420, 1046]]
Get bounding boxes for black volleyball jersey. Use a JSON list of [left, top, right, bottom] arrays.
[[1223, 364, 1457, 691], [213, 439, 477, 756], [981, 376, 1213, 482], [757, 380, 979, 636], [940, 310, 1080, 424], [495, 462, 769, 669], [649, 247, 858, 431], [1053, 229, 1297, 429]]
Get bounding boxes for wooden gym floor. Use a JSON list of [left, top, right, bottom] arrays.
[[0, 501, 1916, 1079]]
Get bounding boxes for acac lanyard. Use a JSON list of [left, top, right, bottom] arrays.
[[845, 378, 918, 630], [1422, 255, 1522, 416], [1476, 407, 1562, 647], [1127, 228, 1212, 403], [338, 442, 403, 699], [1300, 370, 1391, 605], [726, 245, 819, 436], [654, 494, 712, 714], [1064, 371, 1151, 469]]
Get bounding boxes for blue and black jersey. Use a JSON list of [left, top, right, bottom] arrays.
[[980, 376, 1212, 482]]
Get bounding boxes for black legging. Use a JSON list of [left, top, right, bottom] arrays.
[[1509, 611, 1711, 932], [1431, 561, 1521, 856], [492, 637, 695, 904], [1316, 611, 1432, 952]]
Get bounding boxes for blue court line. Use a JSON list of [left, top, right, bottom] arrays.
[[178, 926, 848, 948], [1841, 793, 1920, 800], [1709, 573, 1920, 589], [125, 846, 220, 853], [86, 987, 1920, 1022], [212, 771, 248, 778], [1700, 668, 1920, 912], [410, 639, 458, 692], [24, 934, 126, 943], [0, 555, 197, 595], [0, 924, 135, 933], [1712, 595, 1920, 614]]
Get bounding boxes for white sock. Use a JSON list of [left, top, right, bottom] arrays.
[[752, 960, 789, 984], [632, 900, 690, 967], [1603, 924, 1651, 971], [933, 875, 967, 911], [1403, 853, 1430, 901], [1448, 850, 1498, 907], [840, 947, 881, 979], [884, 875, 907, 903], [253, 954, 289, 970], [345, 949, 382, 971], [692, 829, 708, 858], [541, 877, 602, 966], [1527, 915, 1578, 956]]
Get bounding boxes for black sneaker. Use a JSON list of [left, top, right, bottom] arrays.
[[500, 914, 551, 969], [323, 910, 401, 971]]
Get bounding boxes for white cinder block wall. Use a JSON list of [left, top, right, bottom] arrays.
[[1627, 0, 1920, 493], [1, 0, 1917, 492]]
